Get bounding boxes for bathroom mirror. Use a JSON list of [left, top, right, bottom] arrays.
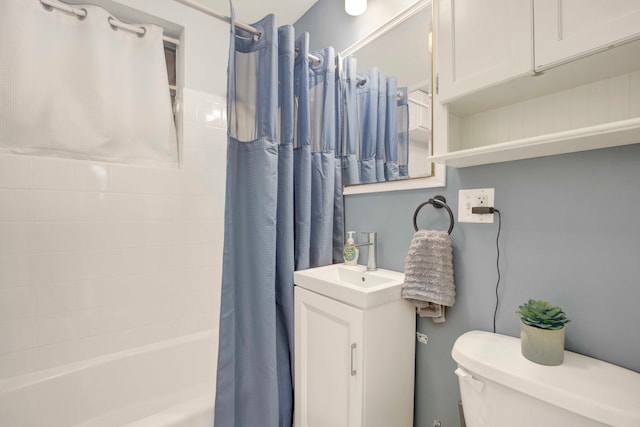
[[340, 0, 446, 195]]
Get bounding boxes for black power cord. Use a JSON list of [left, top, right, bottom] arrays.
[[472, 206, 502, 333]]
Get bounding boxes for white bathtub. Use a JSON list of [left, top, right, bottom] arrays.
[[0, 331, 217, 427]]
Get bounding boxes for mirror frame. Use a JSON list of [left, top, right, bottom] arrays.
[[339, 0, 445, 195]]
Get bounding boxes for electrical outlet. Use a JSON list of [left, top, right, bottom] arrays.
[[458, 188, 495, 223], [416, 332, 428, 345]]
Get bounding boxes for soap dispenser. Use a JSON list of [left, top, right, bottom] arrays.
[[343, 231, 359, 265]]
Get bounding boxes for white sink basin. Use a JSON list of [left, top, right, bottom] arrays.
[[293, 264, 405, 309]]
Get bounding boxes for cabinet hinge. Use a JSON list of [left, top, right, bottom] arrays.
[[435, 73, 439, 95]]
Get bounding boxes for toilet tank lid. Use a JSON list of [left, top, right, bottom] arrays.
[[451, 331, 640, 427]]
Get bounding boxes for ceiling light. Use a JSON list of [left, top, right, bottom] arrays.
[[345, 0, 367, 16]]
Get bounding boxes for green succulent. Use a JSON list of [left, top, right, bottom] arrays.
[[516, 299, 570, 330]]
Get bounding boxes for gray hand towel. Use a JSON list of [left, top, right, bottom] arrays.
[[402, 230, 455, 323]]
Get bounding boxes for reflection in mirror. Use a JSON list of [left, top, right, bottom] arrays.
[[340, 1, 433, 186]]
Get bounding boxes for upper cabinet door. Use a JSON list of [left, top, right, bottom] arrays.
[[436, 0, 533, 103], [534, 0, 640, 70]]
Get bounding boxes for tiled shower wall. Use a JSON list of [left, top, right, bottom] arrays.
[[0, 89, 226, 379]]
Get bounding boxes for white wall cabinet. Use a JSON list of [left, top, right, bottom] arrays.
[[436, 0, 533, 103], [294, 286, 415, 427], [431, 0, 640, 168], [534, 0, 640, 71]]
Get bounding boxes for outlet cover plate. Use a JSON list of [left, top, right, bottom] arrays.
[[458, 188, 495, 223]]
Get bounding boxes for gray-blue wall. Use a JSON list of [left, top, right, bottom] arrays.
[[345, 144, 640, 426], [296, 2, 640, 425]]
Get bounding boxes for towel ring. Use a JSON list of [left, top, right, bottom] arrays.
[[413, 195, 454, 234]]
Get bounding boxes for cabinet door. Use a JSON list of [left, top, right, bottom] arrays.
[[436, 0, 533, 103], [294, 287, 364, 427], [534, 0, 640, 70]]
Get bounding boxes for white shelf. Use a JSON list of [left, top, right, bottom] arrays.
[[429, 117, 640, 168], [409, 126, 430, 141]]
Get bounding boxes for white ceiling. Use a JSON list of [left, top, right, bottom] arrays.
[[197, 0, 319, 25]]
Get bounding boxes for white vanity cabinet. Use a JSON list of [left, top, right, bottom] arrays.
[[431, 0, 640, 168], [294, 286, 415, 427]]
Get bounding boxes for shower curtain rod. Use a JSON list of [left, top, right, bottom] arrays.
[[173, 0, 323, 65], [40, 0, 181, 45]]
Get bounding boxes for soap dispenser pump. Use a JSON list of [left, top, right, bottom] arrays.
[[343, 231, 359, 265]]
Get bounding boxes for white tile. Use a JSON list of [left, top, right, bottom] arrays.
[[171, 315, 206, 337], [38, 340, 80, 369], [0, 348, 39, 379], [31, 157, 76, 190], [142, 194, 172, 221], [30, 190, 79, 221], [143, 167, 179, 195], [109, 193, 146, 221], [0, 286, 37, 321], [78, 221, 115, 251], [77, 306, 116, 338], [118, 274, 151, 304], [141, 221, 172, 247], [25, 253, 54, 285], [141, 246, 172, 274], [77, 334, 115, 360], [37, 312, 78, 345], [197, 266, 221, 292], [36, 283, 79, 316], [110, 164, 145, 194], [75, 192, 110, 221], [0, 189, 31, 221], [0, 317, 38, 354], [106, 247, 146, 277], [74, 163, 110, 192], [0, 154, 31, 189], [73, 250, 108, 281], [0, 222, 30, 256], [29, 222, 86, 253], [0, 255, 30, 288], [32, 251, 100, 284], [77, 278, 124, 309], [110, 221, 145, 249], [198, 220, 218, 245]]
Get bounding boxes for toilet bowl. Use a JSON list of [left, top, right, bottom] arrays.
[[452, 330, 640, 427]]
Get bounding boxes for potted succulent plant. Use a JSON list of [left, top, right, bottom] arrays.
[[516, 299, 570, 366]]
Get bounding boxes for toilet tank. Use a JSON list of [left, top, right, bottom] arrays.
[[451, 331, 640, 427]]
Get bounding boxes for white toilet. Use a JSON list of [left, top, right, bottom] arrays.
[[452, 330, 640, 427]]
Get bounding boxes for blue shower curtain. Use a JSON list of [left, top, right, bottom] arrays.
[[215, 10, 337, 426], [215, 8, 409, 426], [215, 11, 287, 426], [308, 46, 336, 267], [356, 67, 379, 184], [339, 57, 360, 186], [397, 86, 410, 179], [384, 77, 400, 181]]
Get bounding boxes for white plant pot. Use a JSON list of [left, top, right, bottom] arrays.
[[520, 321, 565, 366]]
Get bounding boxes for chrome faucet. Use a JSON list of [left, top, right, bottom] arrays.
[[354, 231, 377, 271]]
